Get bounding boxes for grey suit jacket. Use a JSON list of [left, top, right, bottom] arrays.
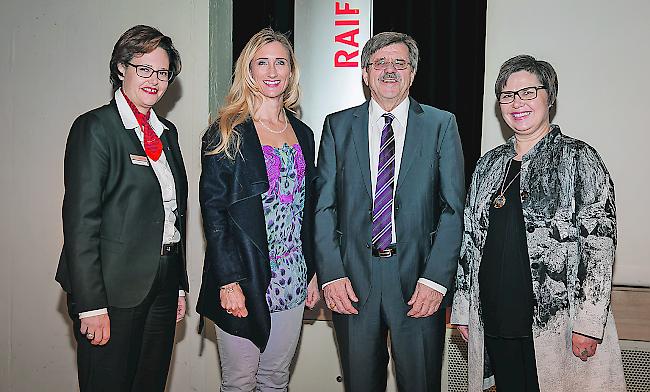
[[314, 97, 465, 307]]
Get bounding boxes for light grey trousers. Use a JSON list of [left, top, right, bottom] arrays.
[[215, 303, 305, 392]]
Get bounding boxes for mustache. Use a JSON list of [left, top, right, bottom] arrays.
[[380, 72, 401, 82]]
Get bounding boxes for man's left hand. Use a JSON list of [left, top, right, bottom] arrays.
[[176, 296, 186, 323], [407, 283, 443, 318], [572, 332, 599, 361]]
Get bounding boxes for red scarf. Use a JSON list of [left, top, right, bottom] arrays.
[[121, 89, 163, 161]]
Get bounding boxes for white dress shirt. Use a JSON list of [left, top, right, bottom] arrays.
[[323, 98, 447, 296], [79, 90, 184, 319]]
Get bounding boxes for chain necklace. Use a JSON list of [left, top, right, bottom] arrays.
[[494, 159, 521, 209], [256, 110, 288, 134]]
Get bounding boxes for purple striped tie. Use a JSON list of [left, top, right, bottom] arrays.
[[372, 113, 395, 250]]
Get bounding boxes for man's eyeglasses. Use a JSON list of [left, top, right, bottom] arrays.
[[126, 62, 173, 82], [367, 58, 410, 71], [498, 86, 546, 104]]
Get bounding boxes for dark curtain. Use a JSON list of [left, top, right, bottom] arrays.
[[232, 0, 486, 185], [232, 0, 295, 69], [373, 0, 487, 185]]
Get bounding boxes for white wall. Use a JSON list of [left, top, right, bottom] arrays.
[[3, 1, 649, 391], [0, 0, 215, 390], [481, 0, 650, 286]]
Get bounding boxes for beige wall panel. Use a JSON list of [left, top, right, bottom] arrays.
[[482, 0, 650, 286], [0, 0, 212, 390]]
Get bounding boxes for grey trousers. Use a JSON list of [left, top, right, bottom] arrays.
[[332, 255, 446, 392], [215, 303, 305, 392]]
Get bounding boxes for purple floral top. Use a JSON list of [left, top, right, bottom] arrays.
[[262, 143, 307, 312]]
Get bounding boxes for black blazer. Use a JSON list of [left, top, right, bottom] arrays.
[[196, 111, 316, 350], [56, 100, 189, 314]]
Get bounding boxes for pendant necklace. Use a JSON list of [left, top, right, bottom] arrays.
[[494, 159, 521, 209], [256, 111, 288, 134]]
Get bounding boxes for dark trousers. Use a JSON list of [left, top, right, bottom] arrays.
[[484, 334, 540, 392], [332, 254, 446, 392], [68, 254, 180, 392]]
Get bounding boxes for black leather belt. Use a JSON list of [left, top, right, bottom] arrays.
[[372, 244, 397, 258], [161, 242, 180, 256]]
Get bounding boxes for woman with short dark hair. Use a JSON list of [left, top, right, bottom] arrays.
[[451, 55, 626, 391], [56, 25, 188, 392]]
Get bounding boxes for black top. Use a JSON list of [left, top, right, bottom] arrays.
[[479, 159, 535, 338]]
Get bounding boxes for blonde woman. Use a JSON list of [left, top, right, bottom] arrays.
[[196, 28, 319, 391]]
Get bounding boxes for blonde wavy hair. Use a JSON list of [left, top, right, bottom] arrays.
[[205, 28, 301, 158]]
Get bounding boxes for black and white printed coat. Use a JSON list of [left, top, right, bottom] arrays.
[[451, 126, 626, 391]]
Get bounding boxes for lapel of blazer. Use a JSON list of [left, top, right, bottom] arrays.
[[230, 119, 270, 258], [351, 101, 372, 198], [234, 119, 269, 199], [396, 97, 425, 194], [109, 100, 162, 187], [109, 99, 147, 156], [159, 129, 187, 212]]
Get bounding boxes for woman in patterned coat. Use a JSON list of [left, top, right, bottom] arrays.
[[451, 55, 626, 391]]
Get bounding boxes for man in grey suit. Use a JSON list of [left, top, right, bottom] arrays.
[[315, 32, 465, 391]]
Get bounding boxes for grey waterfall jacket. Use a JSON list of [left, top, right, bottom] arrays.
[[451, 126, 625, 391]]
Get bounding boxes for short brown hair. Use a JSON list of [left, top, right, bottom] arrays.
[[495, 55, 558, 106], [109, 25, 181, 90], [361, 32, 419, 73]]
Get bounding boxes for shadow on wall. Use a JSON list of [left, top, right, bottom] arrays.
[[57, 292, 77, 352], [156, 79, 183, 119], [291, 319, 343, 384]]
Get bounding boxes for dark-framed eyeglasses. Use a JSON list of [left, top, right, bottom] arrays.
[[367, 58, 410, 71], [126, 62, 173, 82], [498, 86, 546, 104]]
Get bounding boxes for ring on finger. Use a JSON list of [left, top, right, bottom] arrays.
[[86, 332, 94, 339]]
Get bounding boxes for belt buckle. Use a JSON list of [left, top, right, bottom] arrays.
[[378, 248, 392, 258]]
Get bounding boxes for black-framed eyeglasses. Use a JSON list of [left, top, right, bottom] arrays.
[[498, 86, 546, 104], [126, 62, 173, 82], [367, 58, 410, 71]]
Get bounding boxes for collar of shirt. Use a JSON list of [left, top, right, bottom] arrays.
[[368, 97, 410, 129], [114, 89, 168, 137]]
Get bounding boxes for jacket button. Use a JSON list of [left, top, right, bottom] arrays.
[[521, 190, 529, 200], [365, 243, 371, 249], [531, 262, 540, 269], [527, 225, 535, 233]]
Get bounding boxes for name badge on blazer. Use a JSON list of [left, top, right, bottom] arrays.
[[130, 154, 150, 166]]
